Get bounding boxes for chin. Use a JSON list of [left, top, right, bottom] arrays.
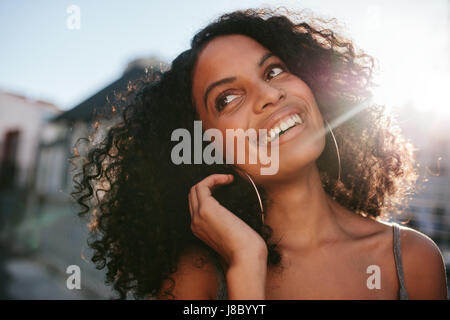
[[257, 135, 325, 183], [285, 129, 325, 162]]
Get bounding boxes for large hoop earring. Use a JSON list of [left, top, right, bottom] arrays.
[[324, 119, 342, 184], [241, 171, 265, 224]]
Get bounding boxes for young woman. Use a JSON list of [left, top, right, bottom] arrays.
[[71, 8, 448, 300]]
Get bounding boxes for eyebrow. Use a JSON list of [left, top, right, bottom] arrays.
[[203, 52, 275, 110]]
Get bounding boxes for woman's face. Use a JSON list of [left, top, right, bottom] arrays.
[[191, 34, 326, 185]]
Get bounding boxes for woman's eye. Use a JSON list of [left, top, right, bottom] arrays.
[[267, 65, 285, 80], [214, 64, 286, 112], [215, 94, 239, 112]]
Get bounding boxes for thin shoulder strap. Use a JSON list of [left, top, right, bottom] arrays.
[[393, 223, 409, 300], [212, 256, 228, 300]]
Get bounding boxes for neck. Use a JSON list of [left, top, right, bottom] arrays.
[[263, 163, 343, 251]]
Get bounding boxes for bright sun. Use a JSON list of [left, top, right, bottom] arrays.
[[373, 71, 450, 116]]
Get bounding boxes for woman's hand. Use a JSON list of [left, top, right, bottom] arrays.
[[188, 174, 267, 268]]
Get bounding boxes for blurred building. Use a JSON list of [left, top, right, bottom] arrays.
[[396, 103, 450, 256], [394, 0, 450, 269], [13, 57, 168, 298], [0, 91, 61, 235]]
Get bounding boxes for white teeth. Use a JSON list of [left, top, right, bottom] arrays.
[[269, 130, 276, 138], [287, 118, 295, 127], [264, 113, 304, 143]]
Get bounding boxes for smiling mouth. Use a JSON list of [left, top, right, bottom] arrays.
[[262, 113, 304, 144]]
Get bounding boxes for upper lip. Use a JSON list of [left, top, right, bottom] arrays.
[[260, 103, 307, 134]]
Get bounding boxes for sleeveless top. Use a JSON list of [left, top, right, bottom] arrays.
[[212, 222, 409, 300]]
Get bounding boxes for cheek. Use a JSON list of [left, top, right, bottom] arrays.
[[202, 121, 235, 162], [287, 79, 324, 124], [282, 72, 311, 94], [209, 122, 255, 167], [288, 79, 316, 103]]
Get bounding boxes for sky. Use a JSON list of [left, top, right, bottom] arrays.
[[0, 0, 449, 114]]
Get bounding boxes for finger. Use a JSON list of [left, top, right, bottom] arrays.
[[196, 174, 233, 201], [188, 192, 194, 217], [190, 185, 199, 213]]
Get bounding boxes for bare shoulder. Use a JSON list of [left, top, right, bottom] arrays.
[[397, 225, 448, 299], [342, 211, 448, 299], [333, 202, 448, 299], [335, 204, 395, 240], [156, 244, 220, 300]]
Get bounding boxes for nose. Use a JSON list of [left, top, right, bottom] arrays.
[[253, 81, 286, 114]]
